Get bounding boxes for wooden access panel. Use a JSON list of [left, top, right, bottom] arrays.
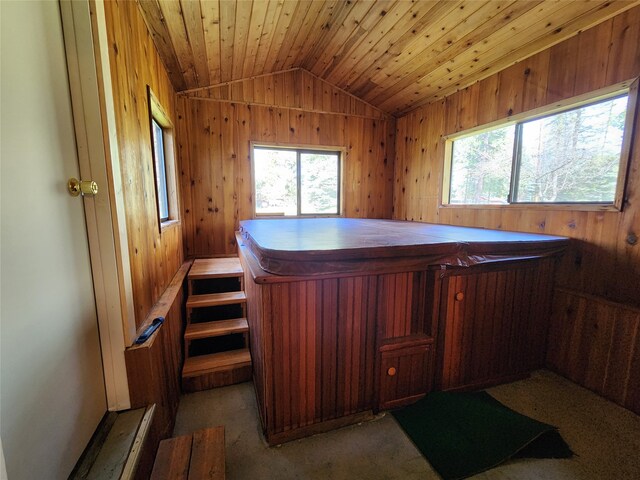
[[378, 340, 434, 410], [437, 258, 556, 391]]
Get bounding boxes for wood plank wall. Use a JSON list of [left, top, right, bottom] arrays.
[[177, 70, 395, 257], [187, 69, 388, 120], [393, 8, 640, 413], [547, 289, 640, 415], [104, 0, 184, 330]]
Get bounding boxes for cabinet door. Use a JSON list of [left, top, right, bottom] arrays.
[[379, 342, 433, 410], [438, 258, 555, 391]]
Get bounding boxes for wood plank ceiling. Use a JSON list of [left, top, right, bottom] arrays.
[[138, 0, 640, 116]]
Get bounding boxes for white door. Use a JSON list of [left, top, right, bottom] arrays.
[[1, 1, 107, 478]]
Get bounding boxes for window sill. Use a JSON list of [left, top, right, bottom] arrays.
[[160, 219, 181, 231], [254, 213, 343, 219], [439, 203, 621, 212]]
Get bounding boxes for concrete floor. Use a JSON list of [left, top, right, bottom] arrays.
[[173, 370, 640, 479]]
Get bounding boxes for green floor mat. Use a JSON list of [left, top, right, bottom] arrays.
[[392, 391, 573, 480]]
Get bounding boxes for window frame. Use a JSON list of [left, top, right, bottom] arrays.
[[250, 142, 344, 218], [151, 118, 170, 222], [441, 79, 638, 211], [147, 86, 179, 232]]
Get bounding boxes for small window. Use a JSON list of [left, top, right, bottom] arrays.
[[148, 87, 178, 230], [253, 146, 341, 216], [445, 84, 635, 208], [151, 118, 169, 221]]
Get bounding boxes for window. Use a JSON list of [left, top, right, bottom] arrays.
[[148, 87, 178, 230], [253, 146, 341, 216], [444, 86, 635, 207], [151, 118, 169, 221]]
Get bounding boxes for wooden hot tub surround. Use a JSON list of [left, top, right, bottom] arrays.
[[237, 218, 568, 445]]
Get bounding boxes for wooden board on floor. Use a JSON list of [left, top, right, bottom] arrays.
[[150, 427, 225, 480], [189, 427, 225, 480], [150, 435, 192, 480]]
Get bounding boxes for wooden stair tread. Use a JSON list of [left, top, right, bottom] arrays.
[[189, 257, 243, 279], [150, 435, 191, 480], [189, 427, 225, 480], [183, 349, 251, 377], [150, 426, 225, 480], [185, 318, 249, 340], [187, 291, 246, 308]]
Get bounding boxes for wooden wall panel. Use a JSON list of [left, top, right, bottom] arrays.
[[177, 72, 396, 258], [188, 69, 388, 120], [104, 0, 184, 329], [547, 289, 640, 415], [394, 8, 640, 410]]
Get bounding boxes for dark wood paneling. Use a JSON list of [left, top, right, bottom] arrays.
[[377, 270, 440, 341], [241, 241, 382, 443], [547, 289, 640, 415], [238, 244, 268, 427], [104, 0, 185, 329], [378, 340, 434, 410], [181, 365, 252, 394], [263, 275, 378, 435], [438, 259, 555, 392], [377, 273, 415, 340], [124, 262, 190, 479], [177, 72, 396, 259]]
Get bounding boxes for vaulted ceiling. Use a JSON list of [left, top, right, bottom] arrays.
[[138, 0, 640, 116]]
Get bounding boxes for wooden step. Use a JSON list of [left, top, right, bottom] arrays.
[[189, 257, 243, 280], [187, 291, 246, 309], [185, 318, 249, 341], [182, 349, 252, 378], [150, 426, 225, 480]]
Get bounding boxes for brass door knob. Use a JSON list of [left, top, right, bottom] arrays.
[[68, 178, 98, 197], [387, 367, 397, 376], [455, 292, 464, 301]]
